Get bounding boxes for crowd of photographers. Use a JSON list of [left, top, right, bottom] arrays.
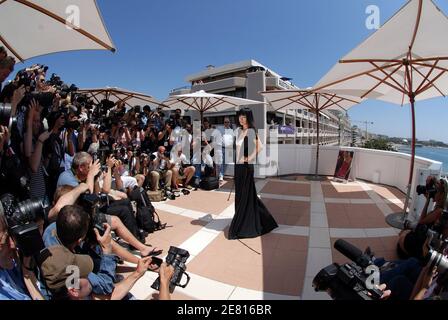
[[0, 48, 217, 300]]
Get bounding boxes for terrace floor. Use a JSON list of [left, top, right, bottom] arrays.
[[120, 175, 406, 300]]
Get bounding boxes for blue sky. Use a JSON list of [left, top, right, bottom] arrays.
[[9, 0, 448, 142]]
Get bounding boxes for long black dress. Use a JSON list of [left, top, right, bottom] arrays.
[[228, 132, 278, 240]]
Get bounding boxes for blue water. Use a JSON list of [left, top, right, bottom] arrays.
[[398, 146, 448, 174]]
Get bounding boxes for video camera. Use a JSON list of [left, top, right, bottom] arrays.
[[151, 246, 191, 293], [313, 239, 384, 300], [0, 194, 48, 257]]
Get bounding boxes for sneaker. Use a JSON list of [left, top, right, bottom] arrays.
[[219, 175, 224, 182]]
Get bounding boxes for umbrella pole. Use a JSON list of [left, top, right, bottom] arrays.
[[315, 108, 320, 178], [386, 95, 416, 229], [306, 107, 326, 181]]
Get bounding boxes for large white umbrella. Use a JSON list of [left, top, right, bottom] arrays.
[[0, 0, 115, 62], [261, 89, 361, 180], [77, 87, 162, 109], [315, 0, 448, 228], [162, 90, 263, 123]]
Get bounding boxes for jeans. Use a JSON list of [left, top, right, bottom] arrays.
[[194, 164, 202, 178]]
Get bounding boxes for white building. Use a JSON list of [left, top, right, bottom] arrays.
[[170, 60, 352, 146]]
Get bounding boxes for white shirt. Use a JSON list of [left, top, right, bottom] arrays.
[[171, 153, 189, 169]]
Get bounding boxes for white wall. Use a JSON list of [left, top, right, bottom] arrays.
[[266, 145, 442, 194]]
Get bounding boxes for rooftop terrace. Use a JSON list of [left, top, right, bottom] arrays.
[[119, 175, 405, 300]]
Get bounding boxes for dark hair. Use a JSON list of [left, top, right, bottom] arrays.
[[236, 108, 256, 129], [47, 111, 64, 131], [56, 205, 90, 248]]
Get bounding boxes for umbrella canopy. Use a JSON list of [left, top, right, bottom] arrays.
[[315, 0, 448, 103], [77, 87, 162, 109], [261, 90, 361, 113], [0, 0, 115, 62], [162, 90, 263, 122], [261, 89, 361, 179], [315, 0, 448, 227]]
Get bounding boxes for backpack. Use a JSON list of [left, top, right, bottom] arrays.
[[200, 176, 219, 191], [130, 187, 166, 233]]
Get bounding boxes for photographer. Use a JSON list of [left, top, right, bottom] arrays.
[[47, 184, 157, 260], [150, 146, 173, 191], [44, 110, 76, 202], [0, 210, 45, 300], [0, 56, 15, 89], [40, 244, 174, 300], [158, 121, 175, 153], [398, 177, 448, 260], [56, 152, 151, 249], [171, 145, 195, 190], [24, 99, 51, 203], [42, 205, 163, 299]]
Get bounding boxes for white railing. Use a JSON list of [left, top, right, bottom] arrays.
[[264, 145, 442, 194]]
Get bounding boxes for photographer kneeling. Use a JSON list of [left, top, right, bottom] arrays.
[[398, 176, 448, 260]]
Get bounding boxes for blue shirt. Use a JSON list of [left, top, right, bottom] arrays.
[[43, 223, 117, 295], [56, 170, 79, 188], [0, 264, 31, 300]]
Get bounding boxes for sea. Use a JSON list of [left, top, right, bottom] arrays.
[[397, 145, 448, 174]]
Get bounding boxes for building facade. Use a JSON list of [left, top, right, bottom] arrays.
[[170, 60, 352, 146]]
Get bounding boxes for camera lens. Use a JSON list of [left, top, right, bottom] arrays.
[[16, 199, 45, 224], [0, 103, 12, 127]]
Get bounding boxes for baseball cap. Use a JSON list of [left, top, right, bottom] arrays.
[[39, 245, 94, 292]]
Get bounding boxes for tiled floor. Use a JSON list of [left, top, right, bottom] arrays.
[[121, 176, 406, 300]]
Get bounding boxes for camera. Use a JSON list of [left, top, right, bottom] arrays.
[[0, 103, 15, 129], [313, 239, 384, 300], [0, 194, 47, 257], [151, 246, 191, 293], [417, 178, 437, 199], [79, 193, 110, 241]]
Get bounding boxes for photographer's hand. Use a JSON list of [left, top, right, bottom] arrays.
[[94, 223, 113, 255], [26, 99, 40, 126], [106, 156, 116, 169], [11, 85, 25, 115], [158, 263, 174, 300], [0, 126, 9, 152], [135, 257, 152, 277]]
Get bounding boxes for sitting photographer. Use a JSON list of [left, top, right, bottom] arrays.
[[171, 145, 195, 191], [55, 152, 156, 258], [41, 205, 168, 300], [149, 146, 173, 191], [398, 176, 448, 260], [0, 210, 45, 300], [47, 183, 157, 261], [43, 205, 164, 297], [40, 245, 174, 300]]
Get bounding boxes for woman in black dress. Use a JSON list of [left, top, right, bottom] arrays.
[[228, 108, 278, 240]]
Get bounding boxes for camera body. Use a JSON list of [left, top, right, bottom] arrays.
[[79, 193, 110, 241], [0, 194, 47, 257], [313, 239, 383, 300], [151, 246, 191, 293], [417, 178, 438, 199]]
